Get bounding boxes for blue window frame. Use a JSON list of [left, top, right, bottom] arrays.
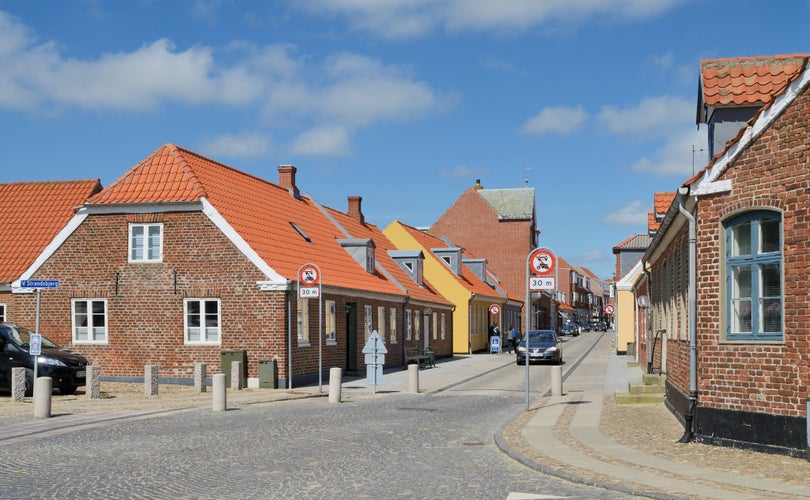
[[725, 211, 782, 340]]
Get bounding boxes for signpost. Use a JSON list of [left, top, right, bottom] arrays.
[[297, 263, 323, 392], [19, 279, 60, 392], [362, 331, 387, 395], [604, 303, 615, 315], [525, 247, 557, 411]]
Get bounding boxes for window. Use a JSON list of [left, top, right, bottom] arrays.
[[432, 312, 437, 340], [441, 313, 446, 340], [414, 310, 421, 341], [184, 299, 220, 344], [297, 299, 310, 345], [364, 305, 373, 341], [0, 303, 5, 322], [73, 299, 107, 343], [377, 306, 386, 343], [389, 307, 398, 344], [129, 223, 163, 262], [726, 211, 782, 340], [326, 300, 336, 344], [405, 309, 412, 341]]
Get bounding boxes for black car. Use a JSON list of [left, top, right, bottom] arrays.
[[593, 321, 608, 332], [559, 323, 577, 336], [0, 322, 89, 396], [516, 329, 563, 365]]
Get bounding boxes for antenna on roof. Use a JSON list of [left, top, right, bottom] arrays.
[[691, 145, 706, 175], [524, 165, 532, 186]]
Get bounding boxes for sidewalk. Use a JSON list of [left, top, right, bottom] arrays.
[[2, 336, 810, 499]]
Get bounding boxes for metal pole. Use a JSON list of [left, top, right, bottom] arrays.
[[525, 252, 531, 411], [318, 279, 323, 394], [34, 289, 40, 384]]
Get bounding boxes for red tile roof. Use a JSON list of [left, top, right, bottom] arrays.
[[0, 180, 102, 282], [86, 144, 405, 295], [654, 192, 675, 215], [700, 54, 808, 109]]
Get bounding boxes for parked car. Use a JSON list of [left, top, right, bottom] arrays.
[[516, 329, 562, 365], [0, 322, 89, 396], [559, 323, 577, 336], [592, 321, 608, 332], [579, 322, 591, 333]]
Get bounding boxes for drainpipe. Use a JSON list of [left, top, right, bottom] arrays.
[[642, 264, 653, 373], [677, 189, 698, 443], [468, 293, 475, 354]]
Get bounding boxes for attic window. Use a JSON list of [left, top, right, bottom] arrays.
[[290, 222, 311, 243], [403, 262, 414, 272], [441, 256, 451, 266]]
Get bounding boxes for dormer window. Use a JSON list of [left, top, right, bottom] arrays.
[[388, 250, 425, 286], [338, 238, 376, 274], [432, 247, 462, 276]]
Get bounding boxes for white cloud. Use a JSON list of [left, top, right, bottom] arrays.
[[519, 105, 588, 135], [201, 132, 272, 158], [601, 200, 648, 226], [439, 164, 488, 180], [631, 127, 708, 177], [596, 95, 693, 136], [290, 125, 352, 156], [297, 0, 687, 39]]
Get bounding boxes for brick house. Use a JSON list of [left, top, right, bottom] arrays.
[[6, 144, 452, 388], [384, 220, 522, 354], [430, 179, 550, 332], [644, 54, 810, 455]]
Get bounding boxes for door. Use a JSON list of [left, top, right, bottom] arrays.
[[345, 303, 357, 372]]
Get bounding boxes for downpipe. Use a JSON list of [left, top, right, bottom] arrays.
[[678, 195, 698, 443]]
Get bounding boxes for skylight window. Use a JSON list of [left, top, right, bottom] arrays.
[[290, 222, 311, 243]]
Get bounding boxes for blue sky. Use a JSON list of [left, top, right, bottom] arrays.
[[1, 1, 808, 281]]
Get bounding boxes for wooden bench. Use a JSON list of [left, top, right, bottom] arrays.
[[405, 346, 435, 369]]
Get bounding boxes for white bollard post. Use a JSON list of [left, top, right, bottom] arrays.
[[212, 373, 227, 411], [408, 364, 420, 393], [86, 365, 101, 399], [11, 367, 26, 403], [34, 377, 52, 418], [551, 365, 563, 396], [144, 365, 159, 396], [328, 367, 343, 403], [194, 362, 207, 393]]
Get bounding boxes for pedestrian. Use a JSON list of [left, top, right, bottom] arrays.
[[508, 324, 517, 353]]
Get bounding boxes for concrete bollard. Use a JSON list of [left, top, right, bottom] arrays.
[[194, 363, 207, 393], [328, 367, 342, 403], [212, 373, 227, 411], [34, 377, 52, 418], [86, 365, 101, 399], [408, 364, 419, 393], [231, 361, 243, 390], [11, 367, 26, 402], [551, 365, 563, 396], [144, 365, 159, 396]]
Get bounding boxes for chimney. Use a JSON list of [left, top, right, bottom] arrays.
[[278, 165, 300, 197], [348, 196, 364, 224], [474, 179, 483, 190]]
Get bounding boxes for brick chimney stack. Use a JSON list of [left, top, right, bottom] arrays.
[[348, 196, 364, 224], [278, 165, 300, 197]]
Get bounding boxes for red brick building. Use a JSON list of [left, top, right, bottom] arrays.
[[645, 55, 810, 456], [4, 144, 452, 388]]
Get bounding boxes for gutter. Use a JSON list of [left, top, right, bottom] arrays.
[[677, 189, 698, 443]]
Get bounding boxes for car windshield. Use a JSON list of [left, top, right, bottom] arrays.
[[0, 325, 59, 348], [527, 331, 555, 343]]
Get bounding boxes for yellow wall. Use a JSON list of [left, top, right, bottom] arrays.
[[616, 288, 636, 355]]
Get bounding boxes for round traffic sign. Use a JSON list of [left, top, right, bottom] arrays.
[[299, 264, 320, 286], [489, 304, 501, 316], [604, 303, 615, 315], [529, 248, 556, 276]]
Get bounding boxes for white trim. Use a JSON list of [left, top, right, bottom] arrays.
[[82, 202, 203, 214], [692, 64, 810, 196], [199, 198, 287, 287]]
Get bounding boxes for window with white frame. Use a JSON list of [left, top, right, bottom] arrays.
[[364, 304, 373, 341], [326, 300, 336, 345], [0, 303, 5, 321], [297, 299, 310, 345], [725, 211, 782, 341], [129, 223, 163, 262], [414, 310, 421, 340], [432, 312, 437, 340], [377, 306, 386, 343], [440, 313, 446, 340], [389, 307, 398, 343], [405, 309, 412, 341], [184, 299, 221, 344], [72, 299, 108, 343]]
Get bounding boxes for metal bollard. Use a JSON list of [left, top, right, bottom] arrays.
[[34, 377, 52, 418], [87, 365, 101, 399], [551, 365, 563, 396], [328, 367, 342, 403], [212, 373, 227, 411], [408, 364, 419, 393]]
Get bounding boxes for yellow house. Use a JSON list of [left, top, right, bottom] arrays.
[[614, 259, 645, 356], [384, 220, 521, 354]]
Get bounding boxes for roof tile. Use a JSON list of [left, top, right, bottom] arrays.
[[700, 54, 808, 108]]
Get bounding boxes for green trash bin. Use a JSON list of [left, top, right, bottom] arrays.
[[258, 360, 277, 389], [221, 349, 247, 388]]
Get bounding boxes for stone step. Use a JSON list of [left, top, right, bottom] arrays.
[[642, 373, 666, 386], [628, 383, 666, 395], [614, 389, 666, 405]]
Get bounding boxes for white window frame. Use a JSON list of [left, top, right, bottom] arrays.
[[72, 299, 108, 344], [184, 298, 221, 345], [129, 223, 163, 263], [377, 306, 386, 343], [364, 304, 373, 342], [297, 299, 310, 345], [0, 303, 5, 322], [415, 310, 421, 341], [405, 309, 412, 341], [389, 307, 398, 344], [326, 300, 336, 345], [441, 313, 446, 340]]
